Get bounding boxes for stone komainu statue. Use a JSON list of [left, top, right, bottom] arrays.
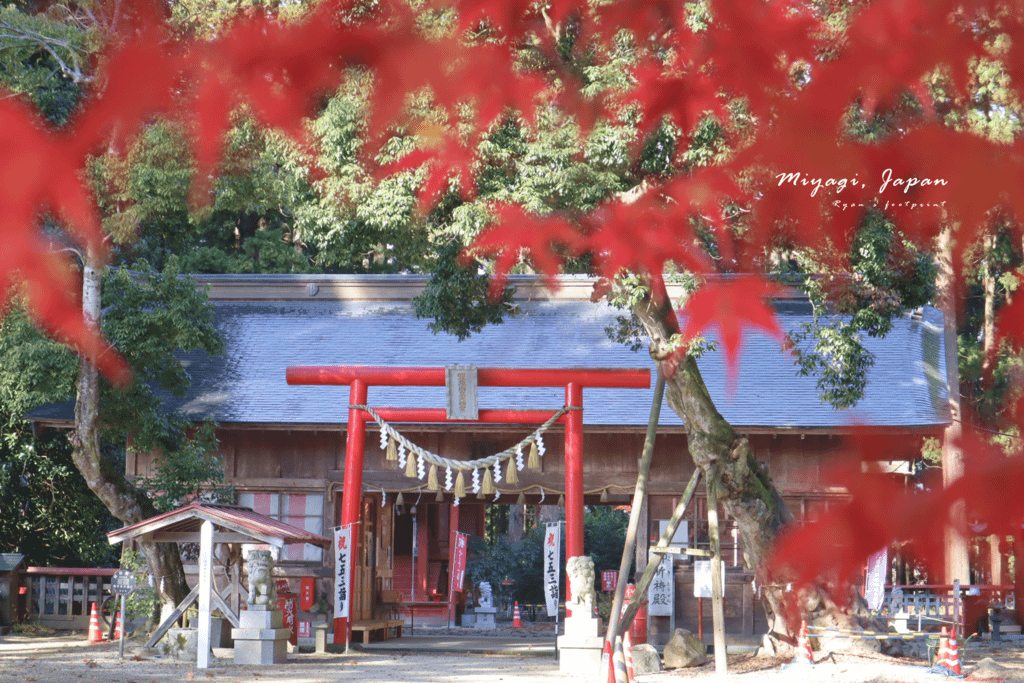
[[566, 555, 596, 613], [246, 550, 277, 606], [478, 581, 494, 609]]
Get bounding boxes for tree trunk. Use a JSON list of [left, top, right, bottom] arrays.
[[68, 247, 190, 626], [624, 280, 890, 654], [936, 225, 970, 586], [979, 229, 998, 424]]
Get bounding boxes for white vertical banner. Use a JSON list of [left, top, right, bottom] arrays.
[[334, 525, 353, 619], [865, 547, 888, 611], [543, 523, 561, 617]]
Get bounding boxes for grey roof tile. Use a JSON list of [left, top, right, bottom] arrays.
[[167, 297, 949, 429]]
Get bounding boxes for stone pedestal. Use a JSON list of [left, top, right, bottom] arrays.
[[475, 607, 497, 630], [557, 612, 604, 676], [231, 606, 290, 665], [313, 623, 329, 654]]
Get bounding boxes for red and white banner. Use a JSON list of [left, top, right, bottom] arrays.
[[334, 526, 353, 619], [544, 523, 560, 617], [451, 532, 468, 593]]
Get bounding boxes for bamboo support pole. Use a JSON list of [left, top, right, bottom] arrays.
[[604, 373, 665, 654]]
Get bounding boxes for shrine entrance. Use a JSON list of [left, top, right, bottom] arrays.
[[287, 365, 650, 644]]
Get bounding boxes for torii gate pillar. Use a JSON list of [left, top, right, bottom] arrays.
[[564, 381, 584, 614]]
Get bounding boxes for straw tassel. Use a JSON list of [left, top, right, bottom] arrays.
[[528, 441, 540, 469], [506, 457, 519, 485], [516, 492, 527, 506], [405, 451, 418, 478], [482, 467, 495, 495], [386, 436, 397, 461], [395, 491, 405, 508], [454, 471, 466, 498], [428, 464, 439, 491]]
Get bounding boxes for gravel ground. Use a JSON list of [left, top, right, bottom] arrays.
[[0, 633, 583, 683], [4, 630, 1024, 683], [637, 640, 1024, 683]]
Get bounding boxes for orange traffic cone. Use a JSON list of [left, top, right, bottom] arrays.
[[792, 620, 813, 666], [945, 628, 961, 675], [624, 630, 635, 682], [613, 635, 629, 683], [512, 601, 522, 628], [87, 602, 104, 644], [934, 626, 949, 669], [113, 609, 123, 641]]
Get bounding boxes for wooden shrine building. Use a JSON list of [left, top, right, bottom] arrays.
[[29, 274, 952, 644]]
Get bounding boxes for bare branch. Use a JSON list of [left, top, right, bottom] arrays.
[[0, 20, 92, 84]]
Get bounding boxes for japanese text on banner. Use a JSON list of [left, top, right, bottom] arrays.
[[544, 523, 560, 617], [452, 532, 468, 593], [334, 526, 352, 619]]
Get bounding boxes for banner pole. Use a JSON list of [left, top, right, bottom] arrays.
[[119, 595, 126, 660], [560, 521, 566, 654]]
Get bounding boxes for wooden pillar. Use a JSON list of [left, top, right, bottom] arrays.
[[416, 505, 429, 599], [990, 534, 1003, 586], [197, 520, 214, 670], [336, 379, 367, 644], [564, 382, 584, 614], [1015, 532, 1024, 612]]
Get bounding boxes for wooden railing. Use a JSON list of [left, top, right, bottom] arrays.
[[881, 583, 1016, 635], [21, 567, 117, 630]]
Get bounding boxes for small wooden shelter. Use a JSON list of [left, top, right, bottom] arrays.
[[108, 502, 330, 669], [0, 553, 26, 631]]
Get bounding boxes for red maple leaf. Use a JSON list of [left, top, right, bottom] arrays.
[[815, 0, 985, 118], [470, 204, 586, 298], [615, 59, 725, 140], [379, 126, 480, 211], [0, 96, 131, 384], [583, 196, 712, 281], [677, 275, 787, 376]]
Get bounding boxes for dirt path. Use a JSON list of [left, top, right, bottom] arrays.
[[0, 633, 584, 683], [4, 633, 1024, 683]]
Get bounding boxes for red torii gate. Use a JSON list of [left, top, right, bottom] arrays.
[[285, 365, 650, 642]]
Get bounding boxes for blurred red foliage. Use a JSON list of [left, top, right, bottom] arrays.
[[7, 0, 1024, 587]]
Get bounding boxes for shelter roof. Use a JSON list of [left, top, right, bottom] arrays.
[[31, 274, 951, 433], [106, 502, 331, 548], [0, 554, 25, 573]]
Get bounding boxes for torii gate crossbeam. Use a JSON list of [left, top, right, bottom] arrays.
[[286, 365, 650, 643]]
